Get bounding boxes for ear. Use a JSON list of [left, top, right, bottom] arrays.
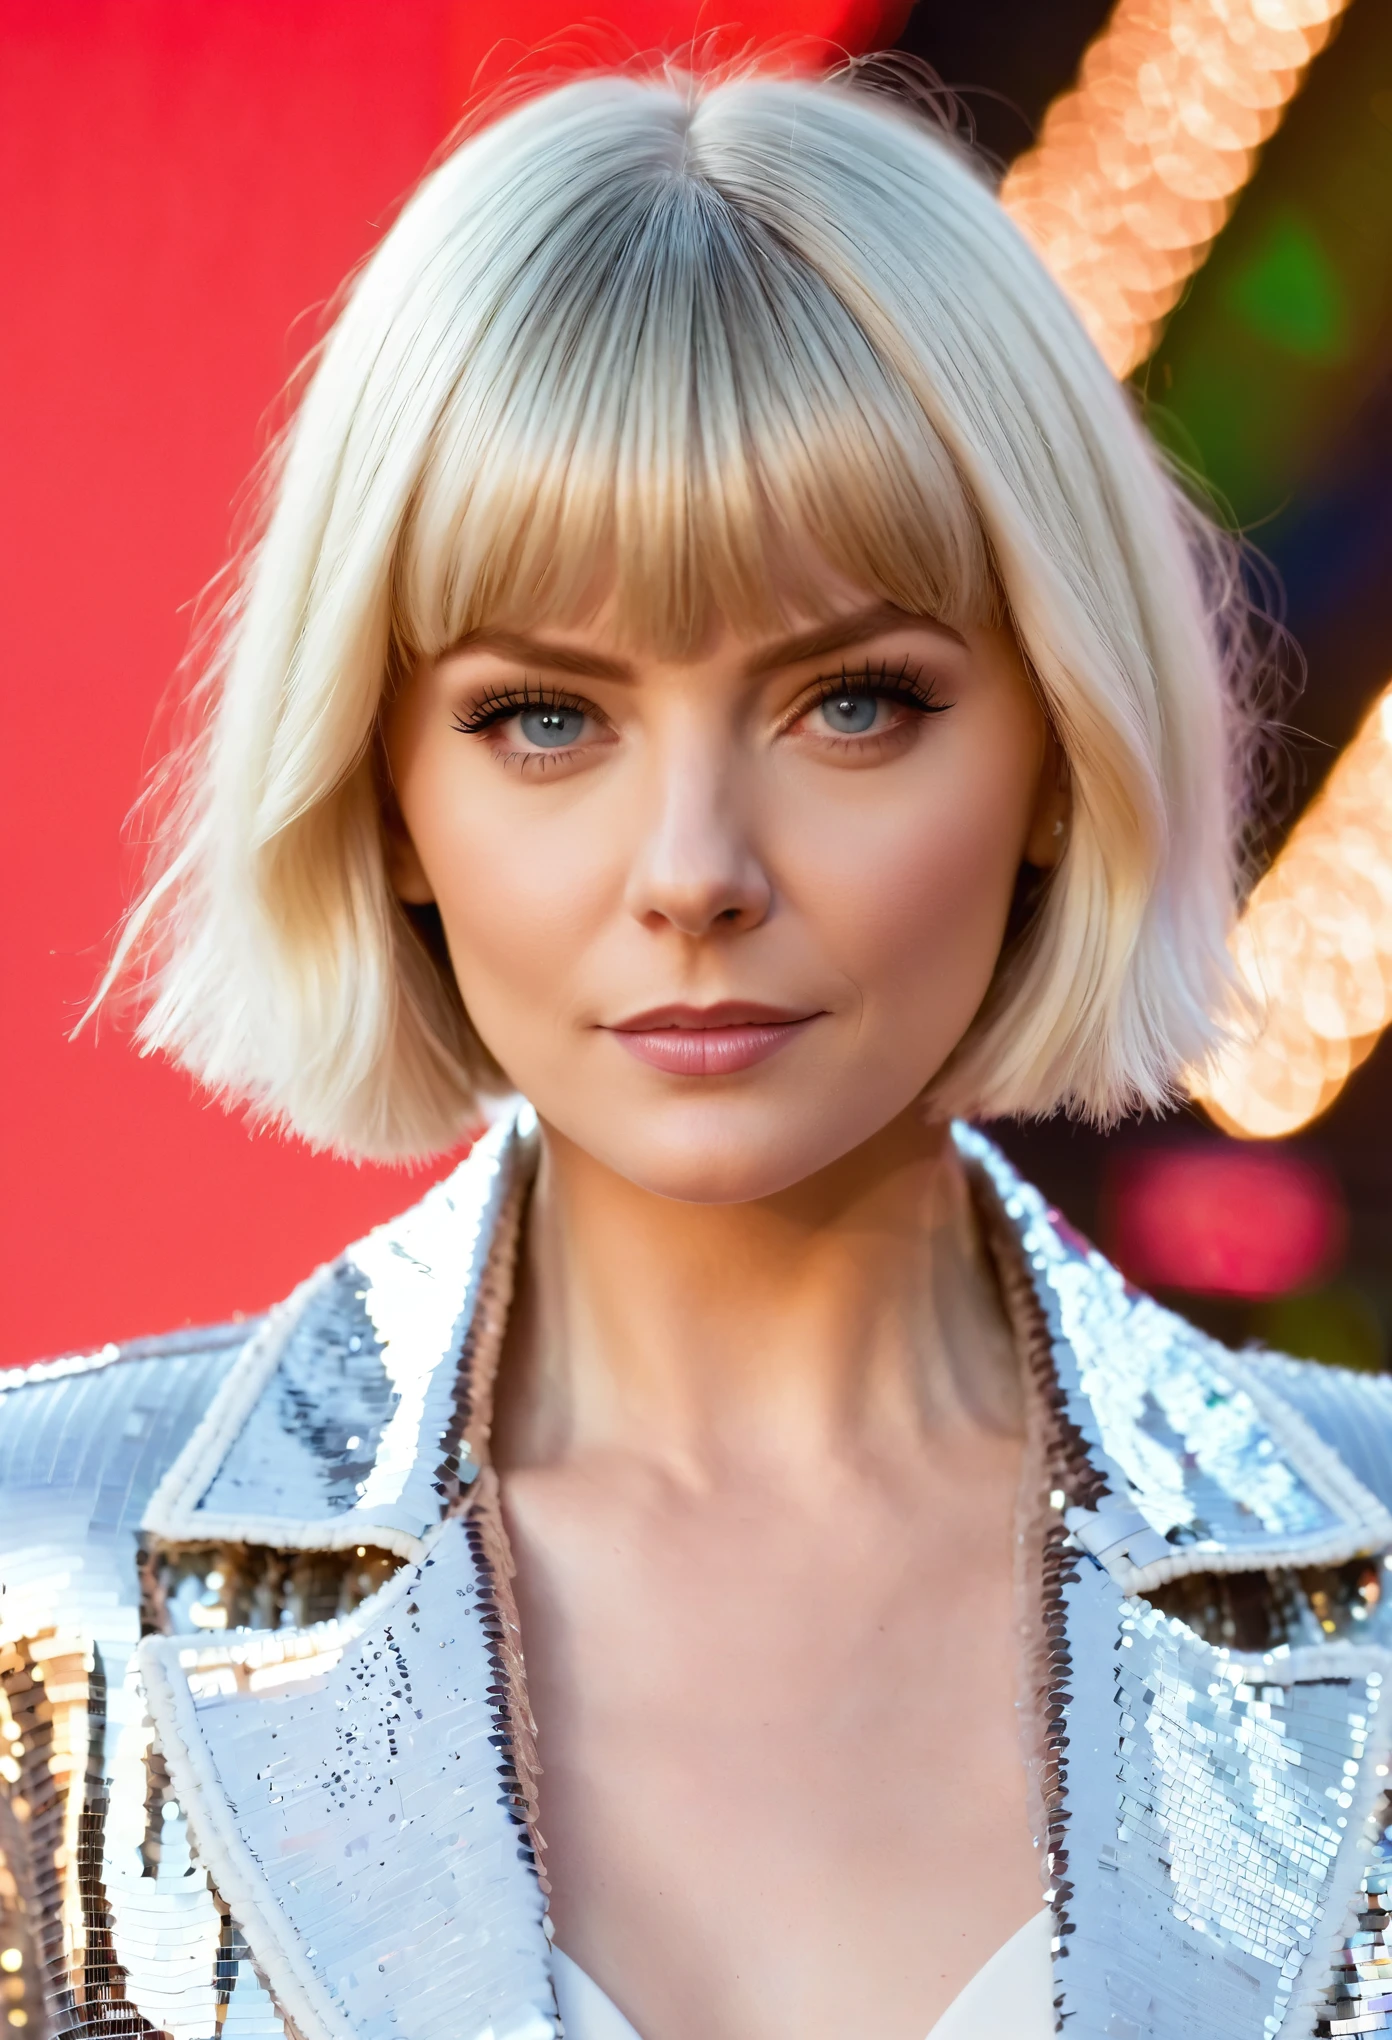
[[1022, 731, 1071, 871]]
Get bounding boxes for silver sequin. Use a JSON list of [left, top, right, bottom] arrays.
[[5, 1111, 1392, 2040]]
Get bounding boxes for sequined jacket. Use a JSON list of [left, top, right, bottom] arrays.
[[7, 1110, 1392, 2040]]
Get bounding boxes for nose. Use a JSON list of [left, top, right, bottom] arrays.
[[623, 744, 772, 938]]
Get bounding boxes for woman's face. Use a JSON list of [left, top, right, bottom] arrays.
[[383, 578, 1065, 1203]]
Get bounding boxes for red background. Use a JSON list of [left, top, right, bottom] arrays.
[[1, 0, 893, 1366]]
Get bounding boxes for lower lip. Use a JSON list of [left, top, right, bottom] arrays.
[[609, 1020, 815, 1075]]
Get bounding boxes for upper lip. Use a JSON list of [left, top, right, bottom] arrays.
[[606, 1001, 820, 1032]]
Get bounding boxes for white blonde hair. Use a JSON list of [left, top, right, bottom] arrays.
[[102, 61, 1253, 1159]]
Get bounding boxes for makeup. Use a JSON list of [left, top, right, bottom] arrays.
[[605, 1002, 821, 1076]]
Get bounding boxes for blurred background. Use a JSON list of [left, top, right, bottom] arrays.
[[926, 0, 1392, 1368], [2, 0, 1390, 1369]]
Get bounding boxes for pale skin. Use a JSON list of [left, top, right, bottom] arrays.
[[381, 575, 1069, 2040]]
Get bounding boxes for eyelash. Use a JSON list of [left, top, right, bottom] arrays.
[[450, 682, 596, 737], [794, 661, 950, 726], [448, 661, 953, 746]]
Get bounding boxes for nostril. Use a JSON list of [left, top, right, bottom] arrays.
[[718, 906, 742, 923]]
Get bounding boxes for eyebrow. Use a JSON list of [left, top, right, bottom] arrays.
[[454, 604, 966, 680], [743, 604, 966, 675], [452, 630, 633, 679]]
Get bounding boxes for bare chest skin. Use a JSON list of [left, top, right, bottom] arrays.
[[501, 1426, 1040, 2040]]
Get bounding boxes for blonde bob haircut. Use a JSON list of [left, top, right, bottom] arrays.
[[106, 61, 1255, 1161]]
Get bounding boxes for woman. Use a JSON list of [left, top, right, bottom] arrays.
[[5, 61, 1392, 2040]]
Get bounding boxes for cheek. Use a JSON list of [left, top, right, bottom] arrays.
[[775, 745, 1034, 1026], [413, 775, 620, 1019]]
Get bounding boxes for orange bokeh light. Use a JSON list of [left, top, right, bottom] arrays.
[[1198, 684, 1392, 1138], [1000, 0, 1352, 377], [1001, 0, 1379, 1140]]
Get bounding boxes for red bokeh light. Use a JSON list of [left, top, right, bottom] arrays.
[[1103, 1145, 1347, 1301]]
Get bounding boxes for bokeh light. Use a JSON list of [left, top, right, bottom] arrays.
[[1105, 1142, 1345, 1297], [1000, 0, 1353, 377], [999, 0, 1389, 1142], [1198, 679, 1392, 1137]]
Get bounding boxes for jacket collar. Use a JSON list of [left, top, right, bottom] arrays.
[[138, 1107, 1392, 2040], [143, 1106, 536, 1561], [952, 1129, 1392, 2040], [146, 1105, 1392, 1591], [956, 1125, 1392, 1592]]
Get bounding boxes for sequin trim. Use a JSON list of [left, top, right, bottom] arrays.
[[1316, 1800, 1392, 2036]]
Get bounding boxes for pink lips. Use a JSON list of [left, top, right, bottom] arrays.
[[605, 1002, 821, 1075]]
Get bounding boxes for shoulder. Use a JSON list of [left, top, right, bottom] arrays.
[[0, 1320, 257, 1551], [1245, 1348, 1392, 1519]]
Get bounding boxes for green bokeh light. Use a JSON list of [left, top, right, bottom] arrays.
[[1142, 5, 1392, 526], [1225, 211, 1350, 361]]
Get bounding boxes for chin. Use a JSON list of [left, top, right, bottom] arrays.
[[542, 1088, 884, 1206]]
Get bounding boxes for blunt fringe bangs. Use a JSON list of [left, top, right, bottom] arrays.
[[99, 62, 1252, 1159]]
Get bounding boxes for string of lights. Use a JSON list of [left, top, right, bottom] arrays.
[[1000, 0, 1353, 378], [1197, 682, 1392, 1138]]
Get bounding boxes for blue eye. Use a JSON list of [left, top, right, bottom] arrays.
[[518, 705, 585, 748], [818, 693, 879, 734]]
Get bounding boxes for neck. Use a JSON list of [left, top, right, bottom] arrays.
[[492, 1107, 1023, 1486]]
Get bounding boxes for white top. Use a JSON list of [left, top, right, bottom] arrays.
[[551, 1905, 1055, 2040]]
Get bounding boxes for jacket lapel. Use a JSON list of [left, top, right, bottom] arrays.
[[140, 1517, 557, 2040], [142, 1114, 1392, 2040], [143, 1107, 537, 1561], [957, 1127, 1392, 1595], [961, 1127, 1392, 2040], [1051, 1550, 1392, 2040], [139, 1104, 555, 2040]]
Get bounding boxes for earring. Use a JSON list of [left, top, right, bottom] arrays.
[[1052, 818, 1065, 838]]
